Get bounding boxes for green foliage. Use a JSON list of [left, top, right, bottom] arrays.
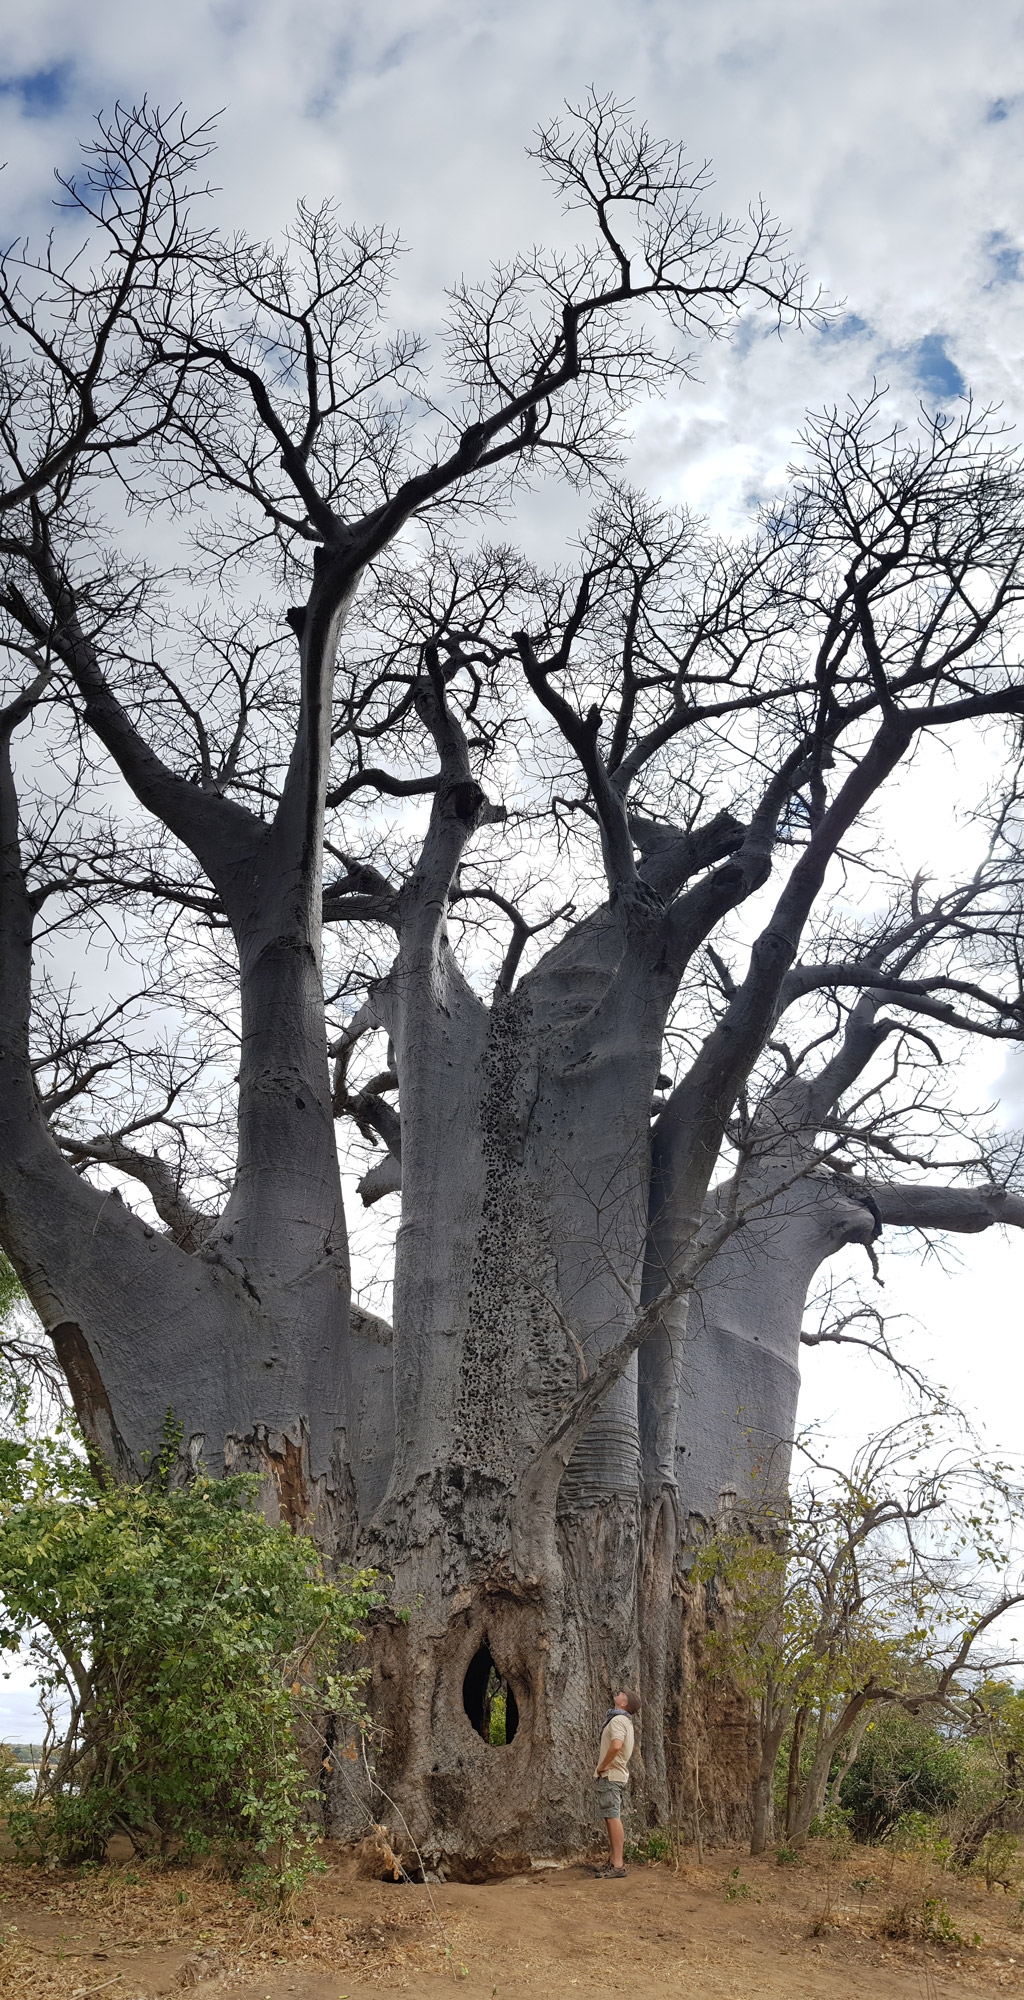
[[920, 1895, 963, 1947], [624, 1828, 676, 1863], [974, 1829, 1020, 1892], [841, 1711, 968, 1843], [0, 1442, 379, 1896], [642, 1830, 675, 1861], [881, 1892, 963, 1947], [488, 1683, 507, 1747], [724, 1866, 761, 1902], [0, 1744, 29, 1808], [808, 1802, 853, 1847]]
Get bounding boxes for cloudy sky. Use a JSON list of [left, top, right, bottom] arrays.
[[2, 2, 1024, 1729]]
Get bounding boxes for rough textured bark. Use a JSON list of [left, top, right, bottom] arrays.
[[647, 999, 1024, 1538], [0, 554, 361, 1536], [347, 817, 700, 1859]]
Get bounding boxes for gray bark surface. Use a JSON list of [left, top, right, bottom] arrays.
[[652, 1002, 1024, 1535]]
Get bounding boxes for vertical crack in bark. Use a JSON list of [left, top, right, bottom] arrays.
[[48, 1321, 136, 1480]]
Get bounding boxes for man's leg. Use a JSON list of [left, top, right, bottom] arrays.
[[605, 1813, 624, 1869]]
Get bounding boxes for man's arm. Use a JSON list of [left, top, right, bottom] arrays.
[[595, 1722, 627, 1776]]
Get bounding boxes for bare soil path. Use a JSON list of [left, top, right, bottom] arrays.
[[1, 1842, 1022, 1999]]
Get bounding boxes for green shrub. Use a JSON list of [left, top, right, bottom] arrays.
[[840, 1711, 967, 1842], [724, 1866, 760, 1902], [488, 1685, 507, 1747], [919, 1894, 963, 1946], [975, 1829, 1020, 1893], [880, 1892, 962, 1946], [643, 1830, 675, 1862], [0, 1744, 28, 1807], [0, 1436, 378, 1897], [625, 1828, 676, 1863]]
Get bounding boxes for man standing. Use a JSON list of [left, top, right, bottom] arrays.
[[594, 1689, 641, 1878]]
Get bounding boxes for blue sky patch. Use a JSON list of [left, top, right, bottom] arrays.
[[986, 96, 1016, 123], [985, 229, 1023, 286], [820, 312, 872, 343], [0, 64, 72, 117], [902, 333, 966, 403]]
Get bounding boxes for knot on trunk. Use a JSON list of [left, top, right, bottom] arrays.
[[832, 1173, 883, 1241], [612, 876, 666, 929], [451, 779, 486, 823]]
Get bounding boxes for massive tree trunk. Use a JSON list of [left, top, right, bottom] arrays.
[[632, 994, 1024, 1838], [0, 573, 359, 1539], [647, 997, 1024, 1538], [351, 825, 684, 1861], [4, 609, 1021, 1869]]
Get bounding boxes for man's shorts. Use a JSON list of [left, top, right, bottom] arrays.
[[596, 1777, 624, 1820]]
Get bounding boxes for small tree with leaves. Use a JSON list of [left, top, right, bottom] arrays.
[[695, 1421, 1024, 1854], [0, 1430, 378, 1891]]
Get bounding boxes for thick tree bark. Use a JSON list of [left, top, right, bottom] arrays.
[[0, 571, 360, 1540], [354, 886, 679, 1859], [645, 999, 1024, 1537]]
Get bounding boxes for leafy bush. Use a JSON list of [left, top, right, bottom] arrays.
[[975, 1829, 1021, 1892], [840, 1710, 968, 1842], [724, 1867, 760, 1902], [0, 1434, 378, 1895], [0, 1744, 29, 1807], [642, 1830, 675, 1862], [879, 1892, 963, 1947], [488, 1684, 507, 1747]]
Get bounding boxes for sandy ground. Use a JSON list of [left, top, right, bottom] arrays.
[[2, 1839, 1024, 2000]]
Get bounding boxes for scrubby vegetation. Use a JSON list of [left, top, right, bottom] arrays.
[[694, 1419, 1024, 1857], [835, 1694, 1024, 1882], [0, 1269, 378, 1899], [0, 1435, 378, 1896]]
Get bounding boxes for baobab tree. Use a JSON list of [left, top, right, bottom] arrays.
[[656, 818, 1024, 1538], [3, 101, 1024, 1863]]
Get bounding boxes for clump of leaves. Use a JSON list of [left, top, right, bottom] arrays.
[[919, 1895, 963, 1948], [878, 1893, 964, 1947], [0, 1427, 378, 1899], [624, 1828, 676, 1864], [642, 1831, 675, 1862], [724, 1866, 760, 1902], [975, 1829, 1020, 1893], [842, 1710, 968, 1843]]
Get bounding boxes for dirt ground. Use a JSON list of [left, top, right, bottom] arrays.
[[2, 1838, 1023, 2000]]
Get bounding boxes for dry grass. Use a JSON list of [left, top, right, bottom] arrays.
[[0, 1850, 462, 1999], [2, 1836, 1024, 1998]]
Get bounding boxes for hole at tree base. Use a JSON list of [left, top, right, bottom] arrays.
[[462, 1640, 519, 1745]]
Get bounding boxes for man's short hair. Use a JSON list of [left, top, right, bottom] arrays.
[[621, 1689, 641, 1715]]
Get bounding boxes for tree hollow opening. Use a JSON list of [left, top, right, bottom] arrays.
[[462, 1641, 519, 1746]]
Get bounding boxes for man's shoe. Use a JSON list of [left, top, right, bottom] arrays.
[[594, 1865, 628, 1878]]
